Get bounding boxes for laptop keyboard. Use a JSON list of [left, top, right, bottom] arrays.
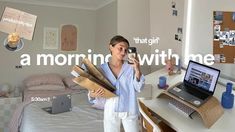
[[168, 99, 195, 118], [178, 84, 208, 100]]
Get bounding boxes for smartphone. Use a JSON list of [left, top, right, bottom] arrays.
[[127, 47, 137, 64]]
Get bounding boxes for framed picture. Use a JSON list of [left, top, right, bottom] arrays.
[[61, 24, 77, 51], [43, 27, 59, 49]]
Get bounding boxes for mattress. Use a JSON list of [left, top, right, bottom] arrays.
[[20, 92, 104, 132]]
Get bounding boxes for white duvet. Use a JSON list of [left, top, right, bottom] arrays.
[[20, 93, 104, 132]]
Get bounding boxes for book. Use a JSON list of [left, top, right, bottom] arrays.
[[71, 58, 116, 98]]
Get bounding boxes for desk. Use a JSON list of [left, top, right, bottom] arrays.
[[142, 68, 235, 132]]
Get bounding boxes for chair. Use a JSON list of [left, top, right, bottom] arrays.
[[138, 100, 176, 132]]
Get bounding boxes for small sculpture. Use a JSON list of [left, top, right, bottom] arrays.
[[165, 57, 181, 75], [165, 58, 175, 75]]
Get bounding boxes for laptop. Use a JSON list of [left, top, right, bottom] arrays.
[[168, 60, 220, 107], [42, 94, 72, 114]]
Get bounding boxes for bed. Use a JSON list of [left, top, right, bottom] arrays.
[[20, 91, 104, 132], [9, 73, 152, 132], [9, 73, 104, 132]]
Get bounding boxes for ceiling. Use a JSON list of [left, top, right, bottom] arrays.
[[0, 0, 115, 10]]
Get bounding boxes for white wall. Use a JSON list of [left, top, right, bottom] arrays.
[[150, 0, 185, 72], [95, 1, 117, 56], [117, 0, 151, 75], [0, 1, 96, 87], [184, 0, 235, 79]]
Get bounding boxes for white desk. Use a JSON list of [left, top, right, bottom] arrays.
[[142, 68, 235, 132]]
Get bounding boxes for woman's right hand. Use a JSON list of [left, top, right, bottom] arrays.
[[89, 88, 105, 98]]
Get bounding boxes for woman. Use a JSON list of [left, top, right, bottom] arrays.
[[89, 35, 145, 132]]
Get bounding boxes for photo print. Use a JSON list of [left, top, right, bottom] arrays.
[[172, 1, 176, 8], [177, 27, 183, 34], [173, 10, 177, 16], [219, 31, 228, 41], [229, 30, 235, 45], [214, 11, 223, 24], [220, 54, 226, 63], [233, 12, 235, 22], [178, 35, 182, 42], [214, 54, 221, 63], [175, 34, 178, 40], [213, 25, 220, 41], [219, 42, 224, 48]]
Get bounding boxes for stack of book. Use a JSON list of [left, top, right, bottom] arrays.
[[71, 58, 116, 98]]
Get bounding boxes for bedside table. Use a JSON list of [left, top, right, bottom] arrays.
[[0, 97, 22, 132]]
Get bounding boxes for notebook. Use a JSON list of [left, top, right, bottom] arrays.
[[168, 60, 220, 107]]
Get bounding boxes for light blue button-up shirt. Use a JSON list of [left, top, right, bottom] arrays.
[[98, 61, 145, 115]]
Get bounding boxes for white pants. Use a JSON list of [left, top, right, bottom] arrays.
[[104, 97, 139, 132]]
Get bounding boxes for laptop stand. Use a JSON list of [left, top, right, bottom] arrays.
[[157, 83, 224, 128]]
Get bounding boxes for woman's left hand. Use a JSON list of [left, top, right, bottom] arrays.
[[130, 57, 142, 81]]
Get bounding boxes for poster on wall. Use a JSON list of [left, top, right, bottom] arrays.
[[213, 11, 235, 63], [0, 7, 37, 40], [43, 27, 58, 49], [61, 24, 77, 51]]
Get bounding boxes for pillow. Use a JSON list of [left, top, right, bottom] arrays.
[[63, 76, 78, 88], [23, 73, 64, 87], [27, 84, 65, 91], [70, 85, 84, 90]]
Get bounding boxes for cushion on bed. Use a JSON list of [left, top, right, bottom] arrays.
[[63, 76, 85, 90], [27, 84, 65, 91], [23, 73, 64, 87], [63, 76, 78, 88]]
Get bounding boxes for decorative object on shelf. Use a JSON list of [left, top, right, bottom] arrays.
[[165, 57, 175, 75], [221, 82, 234, 109], [165, 57, 182, 75]]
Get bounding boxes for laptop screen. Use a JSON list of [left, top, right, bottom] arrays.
[[184, 60, 220, 94]]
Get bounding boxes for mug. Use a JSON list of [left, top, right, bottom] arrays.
[[159, 76, 167, 88]]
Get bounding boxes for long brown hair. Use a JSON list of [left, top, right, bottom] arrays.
[[109, 35, 129, 47]]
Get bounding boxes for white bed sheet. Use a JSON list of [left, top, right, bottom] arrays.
[[20, 92, 104, 132]]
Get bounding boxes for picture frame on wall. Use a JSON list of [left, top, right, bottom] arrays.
[[43, 27, 59, 49], [61, 24, 77, 51]]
